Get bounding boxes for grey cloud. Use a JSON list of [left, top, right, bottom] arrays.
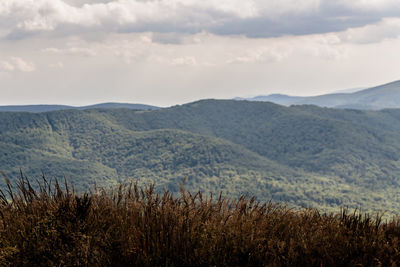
[[1, 0, 400, 41], [210, 14, 382, 38], [5, 29, 37, 40], [150, 33, 186, 45], [64, 0, 115, 7]]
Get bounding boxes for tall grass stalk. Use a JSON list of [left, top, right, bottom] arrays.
[[0, 175, 399, 266]]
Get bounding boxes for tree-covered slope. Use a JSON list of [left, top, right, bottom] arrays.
[[0, 109, 306, 207], [2, 101, 400, 213], [105, 100, 400, 188]]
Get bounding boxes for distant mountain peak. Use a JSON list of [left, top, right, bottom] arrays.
[[236, 80, 400, 110]]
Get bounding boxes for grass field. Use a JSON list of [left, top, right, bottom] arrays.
[[1, 175, 400, 266]]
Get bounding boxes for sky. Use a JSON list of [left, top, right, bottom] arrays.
[[1, 0, 400, 107]]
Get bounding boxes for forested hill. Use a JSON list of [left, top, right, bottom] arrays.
[[2, 100, 400, 213]]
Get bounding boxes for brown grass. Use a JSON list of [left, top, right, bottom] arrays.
[[1, 175, 400, 266]]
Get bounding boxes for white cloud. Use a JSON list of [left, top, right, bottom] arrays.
[[0, 57, 35, 72], [11, 57, 36, 72], [109, 36, 154, 63], [43, 47, 96, 56], [257, 0, 320, 18], [170, 56, 197, 66], [335, 0, 400, 11], [227, 45, 292, 64], [0, 61, 14, 72], [49, 62, 64, 68], [339, 17, 400, 44], [225, 32, 348, 65]]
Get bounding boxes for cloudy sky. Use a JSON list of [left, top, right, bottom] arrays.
[[1, 0, 400, 107]]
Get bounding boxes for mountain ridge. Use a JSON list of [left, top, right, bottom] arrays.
[[238, 80, 400, 110], [0, 102, 160, 113]]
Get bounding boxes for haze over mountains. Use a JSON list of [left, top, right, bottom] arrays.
[[2, 80, 399, 113], [238, 80, 400, 110]]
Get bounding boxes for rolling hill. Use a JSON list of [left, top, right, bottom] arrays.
[[240, 80, 400, 110], [2, 100, 400, 213]]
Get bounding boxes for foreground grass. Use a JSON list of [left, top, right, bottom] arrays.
[[1, 176, 400, 266]]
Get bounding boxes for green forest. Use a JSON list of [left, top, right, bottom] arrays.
[[2, 100, 400, 214]]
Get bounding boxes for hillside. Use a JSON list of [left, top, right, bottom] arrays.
[[2, 100, 400, 213], [0, 109, 304, 205], [240, 80, 400, 110], [0, 102, 159, 113]]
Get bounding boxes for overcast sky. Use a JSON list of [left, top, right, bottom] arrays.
[[1, 0, 400, 107]]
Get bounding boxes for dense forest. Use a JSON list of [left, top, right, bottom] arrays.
[[2, 100, 400, 213]]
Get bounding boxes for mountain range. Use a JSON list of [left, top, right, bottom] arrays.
[[0, 102, 159, 113], [2, 99, 400, 214], [237, 80, 400, 110]]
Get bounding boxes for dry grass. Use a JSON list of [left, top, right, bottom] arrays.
[[1, 175, 400, 266]]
